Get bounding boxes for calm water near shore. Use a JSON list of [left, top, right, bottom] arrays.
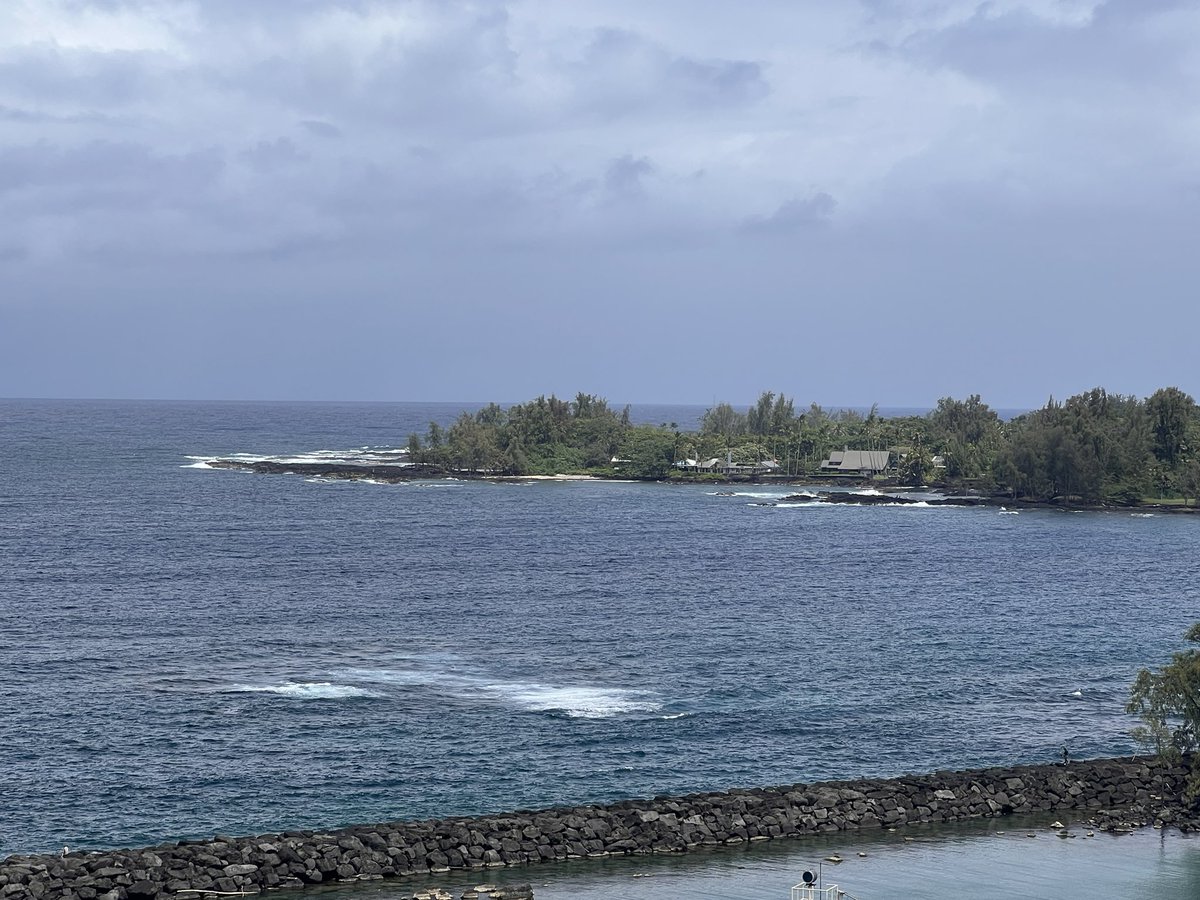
[[305, 817, 1200, 900], [1, 399, 1196, 889]]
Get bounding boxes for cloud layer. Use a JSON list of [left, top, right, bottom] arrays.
[[1, 0, 1197, 404]]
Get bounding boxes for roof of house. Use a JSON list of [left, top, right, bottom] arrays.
[[675, 457, 722, 469], [821, 449, 891, 471]]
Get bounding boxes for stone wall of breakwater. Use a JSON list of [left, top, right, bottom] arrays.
[[1, 756, 1189, 900]]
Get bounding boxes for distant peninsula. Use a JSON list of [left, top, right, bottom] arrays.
[[208, 387, 1200, 510]]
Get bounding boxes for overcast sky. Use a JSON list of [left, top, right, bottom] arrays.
[[1, 0, 1197, 407]]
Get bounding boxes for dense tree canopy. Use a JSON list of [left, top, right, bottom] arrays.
[[994, 388, 1196, 503], [407, 386, 1200, 503]]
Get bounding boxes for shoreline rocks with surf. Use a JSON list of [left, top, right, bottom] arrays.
[[2, 756, 1194, 900], [773, 491, 990, 507], [205, 459, 445, 483], [200, 458, 1199, 512]]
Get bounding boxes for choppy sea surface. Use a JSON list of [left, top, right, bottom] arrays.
[[1, 399, 1197, 895]]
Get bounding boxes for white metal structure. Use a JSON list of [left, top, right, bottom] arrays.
[[791, 883, 843, 900]]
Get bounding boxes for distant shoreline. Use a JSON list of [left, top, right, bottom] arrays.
[[202, 458, 1200, 513]]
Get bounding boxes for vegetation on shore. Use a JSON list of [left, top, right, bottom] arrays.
[[1128, 623, 1200, 803], [405, 386, 1200, 506]]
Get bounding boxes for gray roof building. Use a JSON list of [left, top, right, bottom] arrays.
[[820, 449, 892, 474]]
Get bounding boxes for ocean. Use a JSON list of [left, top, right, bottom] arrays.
[[1, 399, 1196, 896]]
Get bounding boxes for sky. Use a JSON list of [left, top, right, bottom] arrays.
[[1, 0, 1197, 408]]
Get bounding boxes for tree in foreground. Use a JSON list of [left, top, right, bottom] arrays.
[[1127, 623, 1200, 802]]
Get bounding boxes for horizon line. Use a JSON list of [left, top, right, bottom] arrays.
[[0, 394, 1042, 413]]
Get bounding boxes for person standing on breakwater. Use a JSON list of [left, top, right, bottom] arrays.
[[1062, 747, 1070, 765]]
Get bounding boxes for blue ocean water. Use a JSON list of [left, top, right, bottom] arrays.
[[0, 399, 1193, 859]]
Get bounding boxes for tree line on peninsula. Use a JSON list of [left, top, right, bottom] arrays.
[[405, 386, 1200, 505]]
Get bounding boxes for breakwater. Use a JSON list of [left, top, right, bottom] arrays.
[[1, 756, 1188, 900]]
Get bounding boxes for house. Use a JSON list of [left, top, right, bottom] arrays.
[[715, 452, 781, 477], [674, 457, 721, 473], [819, 449, 891, 475], [674, 455, 781, 476], [717, 460, 779, 476]]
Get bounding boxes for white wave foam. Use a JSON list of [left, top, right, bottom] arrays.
[[191, 447, 414, 468], [799, 500, 931, 508], [1130, 513, 1155, 518], [227, 681, 382, 700], [502, 684, 661, 718], [341, 666, 660, 718], [660, 712, 691, 720], [181, 460, 215, 469]]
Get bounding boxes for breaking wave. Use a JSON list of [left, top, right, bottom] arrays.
[[185, 447, 413, 469], [341, 665, 662, 719], [225, 681, 383, 700]]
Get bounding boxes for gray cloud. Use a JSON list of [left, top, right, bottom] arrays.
[[603, 155, 655, 200], [0, 43, 179, 110], [0, 140, 222, 202], [571, 28, 769, 119], [894, 1, 1195, 91], [299, 119, 342, 139], [240, 137, 307, 173], [742, 192, 836, 234], [0, 104, 130, 125], [0, 0, 1197, 404]]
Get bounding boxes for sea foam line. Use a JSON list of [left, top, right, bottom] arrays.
[[225, 681, 383, 700], [341, 666, 661, 719]]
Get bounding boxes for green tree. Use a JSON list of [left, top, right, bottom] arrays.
[[899, 446, 934, 485], [477, 402, 506, 428], [447, 412, 499, 472], [747, 391, 775, 436], [620, 426, 677, 479], [928, 394, 1001, 478], [993, 395, 1109, 502], [1127, 623, 1200, 802], [770, 393, 797, 435], [1146, 387, 1196, 467], [745, 390, 798, 438], [700, 402, 747, 440], [729, 442, 771, 465], [501, 436, 530, 476], [1178, 458, 1200, 507]]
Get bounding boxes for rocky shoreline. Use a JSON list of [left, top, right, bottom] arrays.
[[2, 756, 1196, 900], [203, 458, 1199, 512], [769, 491, 1034, 509], [205, 460, 445, 483], [769, 490, 1198, 513]]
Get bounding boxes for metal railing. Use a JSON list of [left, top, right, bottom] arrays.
[[791, 884, 843, 900]]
